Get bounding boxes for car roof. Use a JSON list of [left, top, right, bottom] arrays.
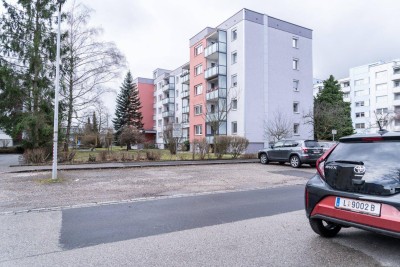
[[339, 131, 400, 143]]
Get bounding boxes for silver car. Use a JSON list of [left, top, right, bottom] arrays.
[[257, 140, 324, 168]]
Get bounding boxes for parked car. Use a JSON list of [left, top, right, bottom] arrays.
[[318, 141, 337, 152], [258, 140, 324, 168], [305, 131, 400, 238]]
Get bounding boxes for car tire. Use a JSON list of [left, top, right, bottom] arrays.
[[260, 153, 269, 164], [289, 155, 302, 168], [279, 162, 285, 165], [309, 218, 342, 238]]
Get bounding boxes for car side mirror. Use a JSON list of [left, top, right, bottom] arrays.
[[270, 145, 274, 149]]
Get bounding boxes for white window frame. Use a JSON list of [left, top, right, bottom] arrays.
[[194, 44, 203, 56], [232, 99, 237, 110], [293, 102, 299, 113], [293, 79, 299, 91], [231, 51, 237, 64], [194, 64, 202, 76], [355, 101, 365, 107], [194, 104, 202, 115], [194, 84, 203, 95], [355, 112, 365, 118], [231, 28, 237, 41], [355, 123, 365, 129], [292, 37, 298, 48], [293, 123, 300, 135], [195, 125, 202, 135], [292, 58, 299, 70], [232, 121, 237, 135], [231, 74, 237, 87]]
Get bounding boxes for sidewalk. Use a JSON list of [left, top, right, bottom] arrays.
[[6, 159, 260, 173]]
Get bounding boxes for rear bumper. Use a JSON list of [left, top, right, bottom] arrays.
[[305, 174, 400, 238], [310, 196, 400, 236]]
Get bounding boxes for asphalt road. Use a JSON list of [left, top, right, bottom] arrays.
[[2, 185, 400, 266]]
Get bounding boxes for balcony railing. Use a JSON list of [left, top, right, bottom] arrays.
[[204, 65, 226, 80], [162, 83, 175, 92], [162, 97, 174, 105], [181, 73, 190, 84], [182, 106, 189, 114], [204, 42, 227, 58], [181, 90, 189, 98], [182, 122, 190, 128], [206, 88, 227, 101], [162, 110, 174, 117]]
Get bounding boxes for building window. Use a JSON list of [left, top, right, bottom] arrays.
[[376, 108, 388, 115], [355, 101, 365, 107], [354, 79, 364, 86], [342, 81, 350, 87], [210, 104, 216, 114], [292, 58, 299, 70], [194, 84, 203, 95], [293, 102, 299, 113], [194, 64, 202, 76], [176, 90, 179, 97], [175, 117, 179, 123], [293, 80, 299, 91], [232, 121, 237, 134], [231, 28, 237, 41], [355, 123, 365, 129], [194, 105, 202, 115], [354, 90, 367, 97], [355, 112, 365, 118], [376, 83, 387, 91], [176, 103, 179, 111], [158, 119, 162, 126], [394, 80, 400, 87], [158, 107, 162, 114], [194, 44, 203, 56], [176, 76, 179, 83], [293, 123, 299, 135], [395, 93, 400, 100], [158, 132, 163, 139], [376, 95, 388, 104], [343, 93, 350, 98], [231, 74, 237, 87], [292, 37, 298, 48], [232, 99, 237, 110], [195, 125, 202, 135], [394, 69, 400, 75], [158, 94, 162, 101], [375, 71, 387, 79], [231, 51, 237, 64]]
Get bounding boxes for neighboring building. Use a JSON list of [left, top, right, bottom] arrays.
[[133, 77, 156, 142], [314, 59, 400, 134], [0, 129, 13, 147], [140, 9, 314, 152]]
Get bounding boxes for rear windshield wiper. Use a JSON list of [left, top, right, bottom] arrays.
[[331, 160, 364, 165]]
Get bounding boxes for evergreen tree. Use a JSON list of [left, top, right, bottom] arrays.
[[126, 82, 143, 129], [314, 75, 354, 140], [112, 71, 134, 141], [92, 112, 99, 133], [0, 0, 60, 148]]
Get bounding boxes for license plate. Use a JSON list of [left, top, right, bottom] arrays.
[[335, 197, 381, 217]]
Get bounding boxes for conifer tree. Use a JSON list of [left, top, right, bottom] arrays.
[[112, 71, 134, 141], [126, 83, 143, 130], [314, 75, 354, 140]]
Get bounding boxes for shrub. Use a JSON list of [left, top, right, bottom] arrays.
[[23, 148, 50, 164], [120, 152, 133, 161], [230, 136, 249, 158], [143, 142, 157, 149], [97, 151, 109, 162], [146, 151, 161, 161], [192, 138, 209, 160], [88, 154, 96, 162], [214, 136, 231, 159], [240, 153, 257, 159], [59, 151, 76, 163]]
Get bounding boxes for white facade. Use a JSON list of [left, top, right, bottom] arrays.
[[0, 129, 13, 147], [314, 59, 400, 134]]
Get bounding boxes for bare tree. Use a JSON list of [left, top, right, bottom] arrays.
[[163, 123, 183, 155], [264, 110, 293, 142], [60, 2, 126, 151], [119, 125, 144, 151]]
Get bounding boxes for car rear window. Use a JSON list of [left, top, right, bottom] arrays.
[[304, 140, 319, 147]]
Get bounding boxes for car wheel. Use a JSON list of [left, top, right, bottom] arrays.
[[279, 162, 285, 165], [260, 153, 269, 164], [290, 155, 302, 168], [309, 218, 342, 238]]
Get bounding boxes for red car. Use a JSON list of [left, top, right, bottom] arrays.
[[305, 131, 400, 238]]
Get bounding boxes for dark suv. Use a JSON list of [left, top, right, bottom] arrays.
[[258, 140, 323, 168], [305, 131, 400, 238]]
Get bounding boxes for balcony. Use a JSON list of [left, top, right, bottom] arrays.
[[204, 42, 227, 59], [182, 121, 190, 128], [181, 90, 189, 98], [162, 83, 174, 92], [162, 97, 174, 105], [206, 88, 227, 101], [204, 65, 226, 80], [182, 106, 189, 114], [181, 72, 190, 84], [162, 110, 174, 118], [393, 73, 400, 81], [341, 86, 351, 93], [152, 115, 156, 120], [393, 99, 400, 106]]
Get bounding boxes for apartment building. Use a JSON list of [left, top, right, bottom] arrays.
[[313, 59, 400, 134], [144, 9, 314, 151], [133, 77, 156, 141]]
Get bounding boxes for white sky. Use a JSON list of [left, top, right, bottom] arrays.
[[3, 0, 400, 116]]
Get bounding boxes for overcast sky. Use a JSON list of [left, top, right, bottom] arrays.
[[3, 0, 400, 115]]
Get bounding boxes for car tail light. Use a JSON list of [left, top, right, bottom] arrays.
[[316, 143, 338, 180], [362, 137, 383, 142], [302, 147, 308, 153]]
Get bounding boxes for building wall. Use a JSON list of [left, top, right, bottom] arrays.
[[135, 78, 154, 132]]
